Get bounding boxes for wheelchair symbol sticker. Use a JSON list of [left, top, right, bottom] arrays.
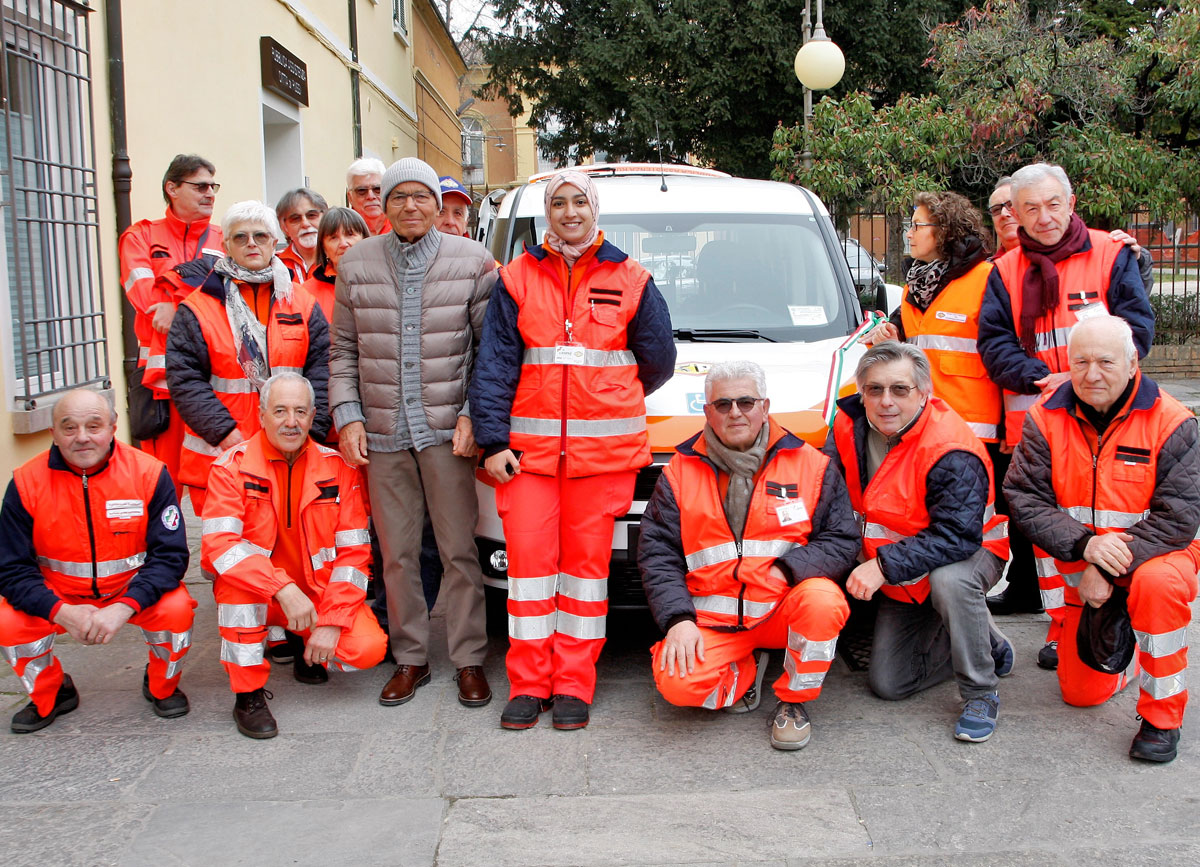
[[687, 393, 706, 414]]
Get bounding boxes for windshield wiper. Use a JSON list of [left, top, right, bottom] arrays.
[[672, 328, 778, 343]]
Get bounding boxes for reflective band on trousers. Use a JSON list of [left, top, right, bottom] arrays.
[[692, 595, 776, 619], [209, 375, 257, 395], [556, 611, 606, 640], [701, 659, 739, 710], [1136, 626, 1189, 658], [783, 653, 829, 692], [557, 572, 607, 602], [330, 566, 369, 591], [0, 634, 54, 666], [684, 538, 796, 572], [141, 628, 192, 652], [509, 573, 557, 602], [1004, 393, 1038, 413], [138, 346, 150, 362], [221, 638, 265, 667], [510, 611, 556, 641], [1035, 555, 1056, 578], [38, 552, 147, 578], [213, 541, 271, 575], [183, 433, 221, 457], [19, 653, 52, 692], [202, 516, 244, 536], [217, 602, 268, 628], [509, 415, 647, 437], [125, 267, 153, 292], [147, 644, 187, 677], [1041, 587, 1065, 609], [522, 346, 636, 367], [788, 630, 837, 662], [334, 529, 370, 547], [1141, 670, 1186, 700], [910, 334, 978, 353], [1058, 504, 1149, 528]]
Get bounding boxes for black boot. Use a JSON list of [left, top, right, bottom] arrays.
[[233, 688, 277, 739], [288, 631, 328, 684]]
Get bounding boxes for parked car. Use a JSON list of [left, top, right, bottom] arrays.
[[477, 163, 874, 609], [842, 237, 886, 312]]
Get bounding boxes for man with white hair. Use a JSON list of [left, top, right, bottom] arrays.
[[276, 188, 329, 282], [639, 361, 858, 750], [345, 157, 389, 236], [203, 372, 386, 739], [1005, 315, 1200, 763], [979, 162, 1155, 670]]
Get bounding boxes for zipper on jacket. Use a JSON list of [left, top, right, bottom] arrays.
[[82, 473, 99, 598], [286, 462, 295, 529], [560, 262, 573, 458]]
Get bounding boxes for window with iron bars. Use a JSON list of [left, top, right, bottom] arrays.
[[392, 0, 407, 37], [0, 0, 108, 423]]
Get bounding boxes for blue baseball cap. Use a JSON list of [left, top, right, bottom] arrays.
[[438, 175, 472, 206]]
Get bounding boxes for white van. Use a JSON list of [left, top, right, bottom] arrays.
[[476, 163, 882, 609]]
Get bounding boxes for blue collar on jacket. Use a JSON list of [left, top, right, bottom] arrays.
[[48, 440, 116, 476], [521, 238, 629, 266], [1044, 372, 1159, 414]]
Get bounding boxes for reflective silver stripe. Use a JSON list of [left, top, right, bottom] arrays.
[[213, 541, 266, 575], [183, 433, 221, 457], [911, 334, 978, 353], [556, 611, 606, 640], [509, 415, 647, 437], [138, 346, 150, 362], [1136, 626, 1189, 659], [692, 595, 776, 619], [274, 366, 304, 375], [266, 625, 287, 643], [145, 354, 166, 371], [1035, 556, 1056, 579], [700, 681, 724, 710], [165, 657, 185, 679], [863, 522, 911, 544], [741, 539, 798, 559], [557, 572, 607, 602], [522, 346, 636, 367], [220, 638, 265, 667], [1004, 393, 1038, 413], [509, 573, 558, 602], [38, 552, 147, 579], [310, 546, 337, 571], [685, 542, 740, 572], [509, 611, 556, 641], [330, 566, 369, 591], [1058, 505, 1148, 528], [331, 658, 359, 672], [1140, 670, 1186, 700], [19, 653, 52, 693], [147, 644, 170, 661], [1061, 570, 1082, 588], [1041, 586, 1065, 610], [141, 629, 192, 653], [0, 634, 55, 666], [334, 529, 370, 547], [124, 267, 153, 292], [202, 517, 244, 536], [788, 630, 837, 663], [968, 422, 998, 439], [783, 652, 828, 692], [1034, 327, 1073, 353], [209, 374, 256, 395], [217, 602, 268, 628], [983, 519, 1009, 542]]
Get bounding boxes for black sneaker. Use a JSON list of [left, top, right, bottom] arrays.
[[1037, 641, 1059, 671], [268, 638, 294, 666], [551, 694, 589, 730], [11, 673, 79, 734], [1130, 718, 1180, 763], [233, 688, 278, 739], [288, 632, 328, 685], [500, 695, 552, 730], [142, 667, 190, 718]]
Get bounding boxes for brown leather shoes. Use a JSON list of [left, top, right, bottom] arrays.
[[379, 663, 431, 706], [455, 666, 492, 707]]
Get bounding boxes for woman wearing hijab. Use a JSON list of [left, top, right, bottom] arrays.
[[165, 200, 330, 512], [471, 169, 676, 731]]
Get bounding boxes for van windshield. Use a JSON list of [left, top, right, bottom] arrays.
[[500, 213, 855, 341]]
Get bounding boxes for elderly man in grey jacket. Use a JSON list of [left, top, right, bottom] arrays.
[[330, 157, 497, 710]]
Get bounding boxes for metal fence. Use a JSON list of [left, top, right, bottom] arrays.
[[0, 0, 108, 407]]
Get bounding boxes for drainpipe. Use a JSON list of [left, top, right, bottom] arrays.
[[105, 0, 139, 383], [349, 0, 362, 157]]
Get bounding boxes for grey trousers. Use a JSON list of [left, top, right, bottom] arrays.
[[869, 548, 1006, 702], [365, 443, 487, 669]]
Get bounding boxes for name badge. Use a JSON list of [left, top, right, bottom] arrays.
[[935, 311, 968, 323], [1075, 303, 1105, 322], [776, 499, 809, 526], [555, 342, 586, 365], [106, 499, 144, 520]]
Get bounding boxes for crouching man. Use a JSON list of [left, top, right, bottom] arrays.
[[1005, 315, 1200, 762], [202, 372, 386, 739], [0, 390, 195, 732], [639, 361, 857, 750]]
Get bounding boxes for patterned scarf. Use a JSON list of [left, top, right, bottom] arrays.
[[213, 255, 294, 390], [904, 259, 949, 312], [703, 421, 769, 542]]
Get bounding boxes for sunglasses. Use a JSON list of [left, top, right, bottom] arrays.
[[707, 396, 764, 414], [179, 180, 220, 194], [861, 384, 916, 399]]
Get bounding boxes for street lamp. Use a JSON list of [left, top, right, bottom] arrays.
[[794, 0, 844, 169]]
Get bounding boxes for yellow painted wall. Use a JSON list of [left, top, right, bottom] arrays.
[[413, 0, 467, 179]]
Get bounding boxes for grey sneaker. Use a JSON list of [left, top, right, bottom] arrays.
[[725, 650, 770, 714], [769, 701, 811, 751]]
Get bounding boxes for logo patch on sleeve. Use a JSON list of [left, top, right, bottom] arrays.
[[161, 505, 181, 531]]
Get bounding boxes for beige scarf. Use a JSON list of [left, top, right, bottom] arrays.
[[703, 422, 769, 542]]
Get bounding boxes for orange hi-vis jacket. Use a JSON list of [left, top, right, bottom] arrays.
[[278, 244, 318, 284], [832, 397, 1010, 604], [118, 209, 223, 392], [501, 242, 651, 477], [662, 419, 830, 630], [901, 260, 1001, 443], [177, 284, 317, 491], [201, 432, 371, 629], [1026, 377, 1200, 598], [994, 229, 1123, 447]]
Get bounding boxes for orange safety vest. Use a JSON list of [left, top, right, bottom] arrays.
[[278, 244, 318, 284], [118, 210, 224, 391], [302, 267, 336, 328], [13, 440, 167, 602], [502, 242, 651, 477], [1027, 375, 1200, 599], [994, 229, 1123, 447], [201, 432, 371, 626], [832, 396, 1009, 604], [663, 420, 830, 630], [177, 283, 317, 491], [901, 260, 1001, 443]]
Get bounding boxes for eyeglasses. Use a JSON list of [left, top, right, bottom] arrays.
[[229, 231, 275, 247], [351, 185, 382, 198], [987, 201, 1013, 218], [707, 396, 764, 414], [389, 191, 435, 206], [284, 209, 324, 226], [903, 221, 938, 233], [861, 384, 916, 399], [178, 180, 220, 194]]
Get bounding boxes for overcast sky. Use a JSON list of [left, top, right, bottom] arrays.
[[443, 1, 498, 39]]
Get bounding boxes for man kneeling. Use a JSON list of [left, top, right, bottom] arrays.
[[202, 372, 386, 739], [639, 361, 857, 750]]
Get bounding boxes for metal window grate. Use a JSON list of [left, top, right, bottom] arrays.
[[0, 0, 107, 406], [392, 0, 406, 35]]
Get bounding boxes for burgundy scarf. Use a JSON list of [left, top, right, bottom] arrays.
[[1017, 212, 1090, 354]]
